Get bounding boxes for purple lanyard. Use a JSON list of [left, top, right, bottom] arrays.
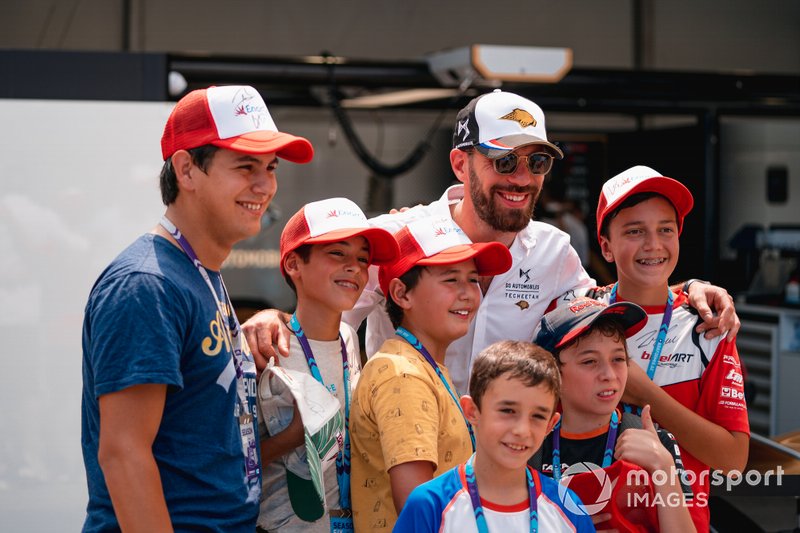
[[609, 283, 674, 381], [551, 410, 619, 482], [159, 216, 260, 488], [395, 327, 475, 451], [289, 313, 352, 510], [159, 217, 252, 404], [464, 455, 538, 533]]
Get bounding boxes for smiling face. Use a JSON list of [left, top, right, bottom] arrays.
[[463, 375, 558, 473], [399, 260, 481, 354], [190, 148, 279, 247], [557, 327, 628, 426], [599, 195, 680, 304], [463, 146, 546, 233], [288, 236, 370, 314]]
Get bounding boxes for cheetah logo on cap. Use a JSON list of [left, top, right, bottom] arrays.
[[500, 108, 537, 128]]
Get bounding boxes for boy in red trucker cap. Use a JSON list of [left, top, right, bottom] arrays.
[[532, 297, 695, 533], [551, 165, 750, 532], [257, 197, 399, 533], [349, 217, 512, 532], [81, 85, 312, 532]]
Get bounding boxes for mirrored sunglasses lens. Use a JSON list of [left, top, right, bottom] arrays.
[[494, 154, 518, 174], [528, 154, 552, 174]]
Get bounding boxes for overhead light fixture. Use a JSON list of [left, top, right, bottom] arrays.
[[167, 70, 188, 97], [338, 44, 571, 109], [426, 44, 572, 87], [340, 88, 461, 108]]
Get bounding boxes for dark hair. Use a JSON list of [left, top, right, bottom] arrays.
[[159, 145, 220, 205], [552, 316, 629, 362], [599, 191, 677, 238], [385, 266, 426, 329], [469, 340, 561, 411], [282, 244, 313, 294]]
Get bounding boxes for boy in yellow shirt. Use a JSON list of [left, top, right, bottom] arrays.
[[349, 217, 512, 532]]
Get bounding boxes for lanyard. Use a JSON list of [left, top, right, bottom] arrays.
[[464, 455, 538, 533], [395, 327, 476, 451], [551, 410, 619, 482], [609, 283, 674, 381], [289, 314, 352, 510], [159, 216, 260, 490]]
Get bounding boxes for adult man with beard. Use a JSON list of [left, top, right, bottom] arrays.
[[243, 89, 738, 394]]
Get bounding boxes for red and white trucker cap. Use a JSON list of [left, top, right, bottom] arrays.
[[452, 89, 563, 159], [279, 197, 400, 274], [378, 217, 512, 295], [596, 165, 694, 240], [161, 85, 314, 162]]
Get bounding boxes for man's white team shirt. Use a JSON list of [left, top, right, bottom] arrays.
[[343, 184, 593, 394]]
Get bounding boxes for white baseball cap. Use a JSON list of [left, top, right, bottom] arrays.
[[452, 89, 563, 159]]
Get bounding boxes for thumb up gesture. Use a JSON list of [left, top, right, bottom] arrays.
[[614, 405, 673, 474]]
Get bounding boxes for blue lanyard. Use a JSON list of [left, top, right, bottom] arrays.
[[465, 455, 538, 533], [609, 283, 674, 381], [289, 314, 352, 509], [395, 327, 476, 451], [551, 410, 619, 482], [159, 216, 260, 490]]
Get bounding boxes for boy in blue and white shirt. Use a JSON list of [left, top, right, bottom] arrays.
[[395, 340, 594, 533]]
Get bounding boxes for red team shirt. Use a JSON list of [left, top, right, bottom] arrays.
[[553, 288, 750, 533]]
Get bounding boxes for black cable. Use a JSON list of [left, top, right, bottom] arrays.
[[326, 59, 465, 178]]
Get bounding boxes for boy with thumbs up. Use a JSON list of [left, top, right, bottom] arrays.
[[532, 298, 696, 533]]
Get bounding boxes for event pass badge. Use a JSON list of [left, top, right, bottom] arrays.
[[329, 508, 353, 533]]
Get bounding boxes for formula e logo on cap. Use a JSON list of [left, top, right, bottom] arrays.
[[500, 108, 536, 128], [231, 87, 268, 128], [326, 208, 362, 220], [433, 224, 463, 237]]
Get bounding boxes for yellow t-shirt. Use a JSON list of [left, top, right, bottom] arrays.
[[350, 338, 472, 532]]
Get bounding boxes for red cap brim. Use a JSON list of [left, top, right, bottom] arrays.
[[378, 241, 512, 296], [597, 176, 693, 240], [416, 242, 512, 276], [304, 227, 400, 265], [212, 131, 314, 163]]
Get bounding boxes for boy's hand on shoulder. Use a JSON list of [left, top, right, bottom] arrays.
[[242, 309, 292, 374], [621, 363, 656, 407], [613, 405, 672, 475], [388, 204, 421, 214], [687, 282, 740, 341]]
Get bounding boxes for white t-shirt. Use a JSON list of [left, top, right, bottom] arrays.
[[343, 184, 594, 394], [257, 322, 361, 532]]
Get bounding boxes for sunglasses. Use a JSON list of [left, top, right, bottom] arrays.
[[492, 151, 554, 175]]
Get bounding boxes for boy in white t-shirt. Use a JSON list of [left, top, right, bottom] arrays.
[[256, 197, 399, 533]]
